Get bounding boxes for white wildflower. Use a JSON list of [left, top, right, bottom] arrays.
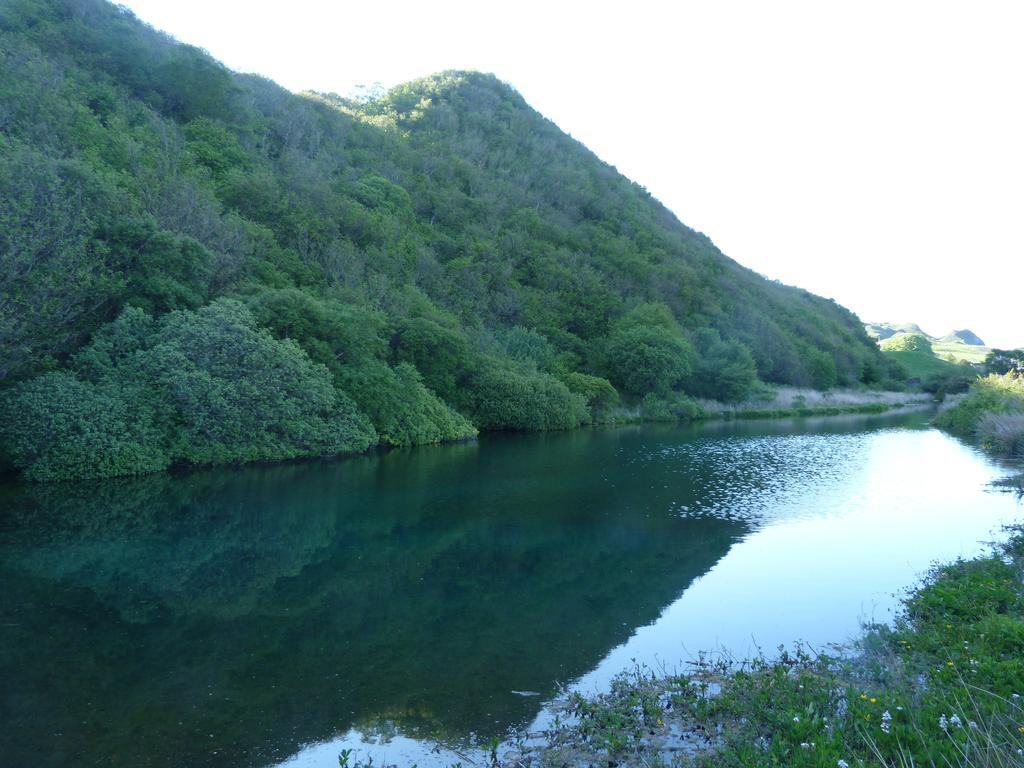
[[939, 714, 949, 731], [838, 760, 850, 768], [792, 715, 800, 723], [968, 720, 978, 729], [881, 709, 892, 734], [800, 742, 811, 749], [950, 714, 962, 728]]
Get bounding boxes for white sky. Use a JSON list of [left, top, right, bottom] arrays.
[[119, 0, 1023, 348]]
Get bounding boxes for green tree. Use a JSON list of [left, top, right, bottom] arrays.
[[604, 325, 694, 398]]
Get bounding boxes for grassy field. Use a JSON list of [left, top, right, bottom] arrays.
[[882, 349, 962, 379], [933, 340, 991, 364]]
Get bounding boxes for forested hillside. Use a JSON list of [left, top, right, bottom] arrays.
[[0, 0, 896, 480]]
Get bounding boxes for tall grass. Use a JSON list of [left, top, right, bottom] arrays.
[[698, 386, 932, 416], [978, 412, 1024, 457]]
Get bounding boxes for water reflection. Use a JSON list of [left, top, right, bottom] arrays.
[[1, 410, 1016, 768], [1, 429, 745, 767]]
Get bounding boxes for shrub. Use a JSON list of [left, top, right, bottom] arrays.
[[145, 300, 377, 465], [803, 347, 838, 390], [688, 328, 759, 402], [559, 371, 619, 419], [639, 392, 705, 422], [0, 372, 169, 481], [337, 360, 476, 447], [604, 325, 694, 398], [390, 316, 475, 403], [1, 300, 378, 480], [936, 372, 1024, 448], [461, 362, 589, 431]]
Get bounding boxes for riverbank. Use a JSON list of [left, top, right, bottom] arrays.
[[604, 387, 934, 426], [937, 372, 1024, 486], [505, 522, 1024, 767], [696, 387, 933, 420]]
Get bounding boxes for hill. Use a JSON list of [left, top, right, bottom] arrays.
[[868, 322, 990, 365], [938, 329, 985, 346], [865, 322, 931, 341], [0, 0, 895, 480]]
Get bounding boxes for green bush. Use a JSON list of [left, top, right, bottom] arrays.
[[604, 325, 694, 398], [1, 300, 378, 480], [688, 328, 759, 402], [461, 362, 589, 431], [935, 372, 1024, 443], [558, 371, 619, 419], [0, 372, 169, 481], [390, 316, 476, 404], [337, 360, 476, 447], [639, 392, 705, 422], [803, 347, 838, 390]]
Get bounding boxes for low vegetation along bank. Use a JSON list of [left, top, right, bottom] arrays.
[[937, 372, 1024, 489], [501, 523, 1024, 767]]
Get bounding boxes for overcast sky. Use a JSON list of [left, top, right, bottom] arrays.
[[119, 0, 1023, 348]]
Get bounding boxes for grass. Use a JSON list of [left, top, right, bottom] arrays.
[[884, 349, 963, 379], [933, 341, 992, 365], [505, 524, 1024, 768], [697, 387, 932, 420]]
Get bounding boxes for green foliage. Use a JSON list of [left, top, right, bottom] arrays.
[[104, 217, 213, 313], [461, 362, 589, 431], [136, 300, 376, 465], [337, 360, 476, 447], [558, 371, 619, 418], [880, 331, 934, 354], [688, 328, 759, 402], [0, 142, 124, 379], [936, 372, 1024, 442], [985, 348, 1024, 375], [390, 316, 475, 404], [639, 391, 705, 422], [604, 324, 695, 398], [802, 347, 838, 390], [0, 371, 168, 481], [1, 300, 378, 480], [0, 0, 903, 477]]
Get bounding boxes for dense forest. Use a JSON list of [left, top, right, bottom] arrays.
[[0, 0, 898, 481]]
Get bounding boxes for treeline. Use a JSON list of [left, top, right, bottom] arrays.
[[0, 0, 899, 480]]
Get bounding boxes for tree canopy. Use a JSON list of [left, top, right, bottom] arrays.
[[0, 0, 900, 480]]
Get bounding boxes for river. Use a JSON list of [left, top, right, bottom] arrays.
[[0, 410, 1019, 767]]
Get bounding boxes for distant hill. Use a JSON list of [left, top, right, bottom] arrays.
[[939, 329, 986, 346], [865, 322, 931, 341], [867, 322, 990, 365]]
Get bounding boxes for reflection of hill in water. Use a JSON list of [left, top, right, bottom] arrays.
[[0, 429, 748, 768]]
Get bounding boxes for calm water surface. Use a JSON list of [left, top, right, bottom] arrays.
[[0, 411, 1019, 767]]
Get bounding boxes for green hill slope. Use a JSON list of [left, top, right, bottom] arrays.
[[0, 0, 896, 480]]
